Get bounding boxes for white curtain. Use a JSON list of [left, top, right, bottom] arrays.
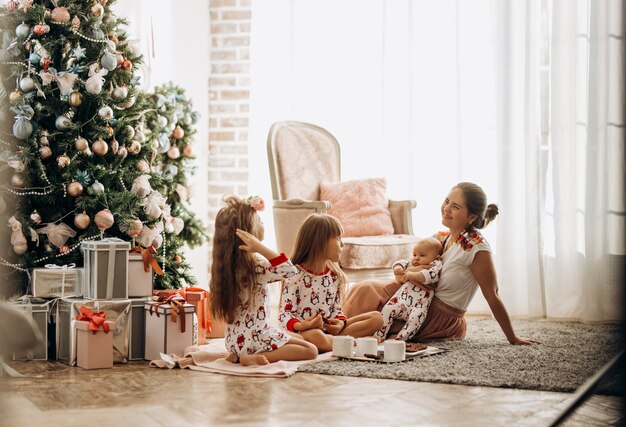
[[249, 0, 624, 321]]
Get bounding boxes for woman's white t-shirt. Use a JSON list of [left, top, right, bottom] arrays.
[[435, 230, 492, 311]]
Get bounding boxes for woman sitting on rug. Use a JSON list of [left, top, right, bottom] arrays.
[[343, 182, 538, 345]]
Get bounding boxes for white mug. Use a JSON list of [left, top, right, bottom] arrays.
[[332, 335, 355, 357], [384, 340, 406, 362], [355, 337, 378, 357]]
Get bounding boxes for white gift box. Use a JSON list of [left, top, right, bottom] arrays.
[[56, 297, 131, 365], [144, 300, 195, 360], [32, 264, 83, 298], [82, 238, 131, 299], [128, 253, 153, 297], [11, 299, 53, 360]]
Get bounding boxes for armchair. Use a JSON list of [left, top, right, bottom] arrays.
[[267, 121, 419, 282]]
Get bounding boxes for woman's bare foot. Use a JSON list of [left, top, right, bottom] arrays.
[[225, 353, 239, 363], [239, 354, 270, 366]]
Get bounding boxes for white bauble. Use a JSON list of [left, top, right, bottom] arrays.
[[13, 241, 28, 254], [112, 86, 128, 99], [16, 23, 30, 39], [55, 116, 73, 130], [98, 106, 114, 120], [19, 76, 35, 92]]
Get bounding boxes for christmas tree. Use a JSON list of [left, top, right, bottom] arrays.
[[0, 0, 194, 294], [144, 82, 208, 289]]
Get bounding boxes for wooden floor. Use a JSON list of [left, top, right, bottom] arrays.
[[0, 356, 622, 426]]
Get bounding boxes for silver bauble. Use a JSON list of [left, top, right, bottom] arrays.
[[19, 76, 35, 92], [113, 86, 128, 99], [89, 180, 105, 195], [55, 116, 73, 130], [16, 23, 30, 39]]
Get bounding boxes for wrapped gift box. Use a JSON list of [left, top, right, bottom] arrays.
[[76, 319, 115, 369], [128, 297, 150, 360], [56, 297, 131, 365], [11, 299, 53, 360], [32, 265, 83, 298], [82, 238, 131, 299], [144, 300, 195, 360], [128, 253, 153, 297], [181, 289, 209, 345]]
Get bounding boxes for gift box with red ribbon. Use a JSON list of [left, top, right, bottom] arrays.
[[144, 296, 195, 360], [75, 306, 115, 369], [178, 287, 211, 345], [56, 297, 131, 365], [128, 247, 163, 297]]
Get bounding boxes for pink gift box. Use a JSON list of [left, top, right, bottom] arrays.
[[128, 253, 153, 297], [75, 320, 115, 369], [144, 301, 195, 360]]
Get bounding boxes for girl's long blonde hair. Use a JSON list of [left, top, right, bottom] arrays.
[[209, 195, 261, 323], [290, 213, 348, 299]]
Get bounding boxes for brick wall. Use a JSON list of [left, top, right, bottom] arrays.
[[207, 0, 251, 258]]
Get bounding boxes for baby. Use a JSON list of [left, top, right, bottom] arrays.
[[375, 236, 443, 342]]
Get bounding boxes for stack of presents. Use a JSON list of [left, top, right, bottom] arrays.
[[11, 238, 224, 369]]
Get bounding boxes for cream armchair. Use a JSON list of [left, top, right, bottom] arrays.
[[267, 121, 419, 282]]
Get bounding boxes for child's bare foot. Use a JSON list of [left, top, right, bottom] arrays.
[[239, 354, 270, 366], [225, 353, 239, 363]]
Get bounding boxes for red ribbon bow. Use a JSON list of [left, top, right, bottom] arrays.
[[178, 287, 212, 333], [76, 305, 110, 335], [148, 294, 187, 333], [131, 246, 164, 276]]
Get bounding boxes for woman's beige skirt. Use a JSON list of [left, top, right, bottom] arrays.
[[343, 280, 467, 342]]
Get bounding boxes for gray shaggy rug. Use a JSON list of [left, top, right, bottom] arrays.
[[298, 319, 623, 395]]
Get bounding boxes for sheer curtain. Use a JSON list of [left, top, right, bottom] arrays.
[[249, 0, 624, 321]]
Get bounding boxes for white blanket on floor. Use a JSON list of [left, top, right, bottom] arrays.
[[149, 338, 333, 377]]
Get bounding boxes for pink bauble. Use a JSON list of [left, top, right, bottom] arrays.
[[167, 146, 180, 160], [74, 212, 91, 229], [136, 160, 150, 173], [94, 209, 114, 231], [172, 126, 184, 139], [182, 144, 193, 157], [75, 137, 89, 152], [51, 7, 71, 23], [127, 219, 143, 237], [39, 146, 52, 159], [92, 138, 108, 156]]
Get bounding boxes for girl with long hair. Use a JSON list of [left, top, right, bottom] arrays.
[[210, 195, 318, 365], [278, 213, 383, 352]]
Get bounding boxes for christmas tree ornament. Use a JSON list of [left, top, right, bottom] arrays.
[[67, 181, 84, 197], [136, 159, 150, 173], [122, 60, 133, 70], [90, 3, 104, 17], [167, 146, 180, 160], [173, 255, 181, 262], [85, 63, 108, 94], [182, 144, 193, 157], [19, 76, 35, 92], [34, 23, 50, 36], [127, 219, 143, 237], [89, 180, 105, 195], [13, 241, 28, 254], [30, 211, 42, 224], [29, 52, 41, 65], [9, 90, 21, 103], [183, 114, 193, 125], [6, 1, 18, 10], [117, 145, 128, 157], [92, 138, 108, 156], [71, 15, 80, 33], [105, 125, 114, 137], [157, 115, 168, 127], [124, 124, 135, 139], [121, 95, 136, 109], [100, 49, 117, 71], [39, 146, 52, 159], [172, 126, 184, 139], [11, 173, 26, 187], [112, 86, 128, 99], [68, 91, 83, 107], [94, 209, 114, 231], [98, 105, 114, 120], [16, 22, 30, 38], [75, 136, 89, 151], [133, 129, 146, 142], [131, 175, 152, 198], [55, 115, 73, 130], [128, 140, 141, 155], [109, 31, 119, 43], [51, 6, 70, 22], [115, 52, 124, 66], [57, 153, 70, 168], [12, 105, 34, 140], [74, 212, 90, 229], [110, 138, 119, 154]]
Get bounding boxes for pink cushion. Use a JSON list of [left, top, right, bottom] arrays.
[[320, 178, 395, 237]]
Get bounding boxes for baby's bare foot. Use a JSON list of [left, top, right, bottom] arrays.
[[239, 354, 270, 366], [225, 353, 239, 363]]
